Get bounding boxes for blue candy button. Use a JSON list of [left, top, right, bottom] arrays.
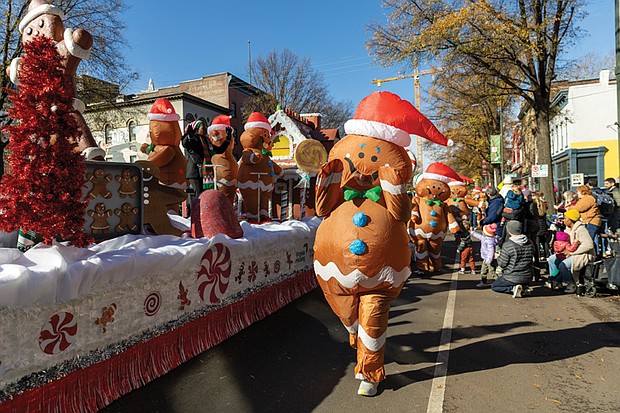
[[352, 212, 368, 227], [430, 220, 437, 227], [349, 239, 367, 255]]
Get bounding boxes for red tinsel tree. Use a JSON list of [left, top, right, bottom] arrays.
[[0, 36, 92, 247]]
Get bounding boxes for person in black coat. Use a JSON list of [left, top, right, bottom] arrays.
[[491, 220, 534, 297], [181, 119, 207, 210]]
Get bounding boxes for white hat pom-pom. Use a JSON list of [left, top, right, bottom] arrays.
[[447, 139, 454, 146], [51, 105, 58, 112]]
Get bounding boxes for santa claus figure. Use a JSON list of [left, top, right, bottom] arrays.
[[410, 162, 462, 272], [237, 112, 282, 222], [8, 0, 104, 160], [206, 115, 239, 204], [314, 91, 452, 396]]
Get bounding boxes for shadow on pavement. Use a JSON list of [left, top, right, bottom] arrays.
[[384, 322, 620, 391]]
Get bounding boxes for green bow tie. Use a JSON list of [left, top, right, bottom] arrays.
[[426, 199, 442, 206], [452, 197, 462, 202], [343, 186, 382, 202], [261, 148, 272, 156]]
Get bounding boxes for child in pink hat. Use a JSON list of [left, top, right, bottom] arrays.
[[471, 223, 499, 287]]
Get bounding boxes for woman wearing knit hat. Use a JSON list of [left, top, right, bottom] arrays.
[[547, 209, 596, 293]]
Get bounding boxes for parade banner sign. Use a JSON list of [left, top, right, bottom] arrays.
[[490, 134, 501, 164]]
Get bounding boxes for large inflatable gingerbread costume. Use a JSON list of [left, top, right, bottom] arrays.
[[313, 91, 453, 396], [237, 112, 282, 222], [207, 115, 238, 204], [8, 0, 104, 160], [140, 98, 188, 190], [446, 174, 473, 225], [411, 163, 462, 272]]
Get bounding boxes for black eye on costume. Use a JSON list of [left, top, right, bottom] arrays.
[[26, 27, 33, 35], [358, 152, 365, 159], [38, 19, 44, 28], [371, 156, 378, 162]]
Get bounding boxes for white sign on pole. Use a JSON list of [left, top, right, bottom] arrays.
[[571, 173, 584, 187], [531, 164, 549, 178]]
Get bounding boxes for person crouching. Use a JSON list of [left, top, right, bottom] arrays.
[[491, 220, 534, 298]]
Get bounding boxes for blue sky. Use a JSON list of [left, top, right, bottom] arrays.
[[122, 0, 614, 111]]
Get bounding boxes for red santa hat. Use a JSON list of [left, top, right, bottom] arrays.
[[344, 91, 453, 147], [208, 114, 232, 134], [147, 98, 180, 122], [244, 112, 272, 132], [420, 162, 461, 183], [19, 0, 65, 33], [472, 186, 483, 192], [448, 173, 472, 187]]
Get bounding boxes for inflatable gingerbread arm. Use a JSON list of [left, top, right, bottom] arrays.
[[147, 145, 176, 169], [241, 148, 262, 165], [378, 165, 412, 223], [315, 159, 345, 217], [411, 196, 422, 225], [464, 197, 487, 210], [445, 205, 461, 234]]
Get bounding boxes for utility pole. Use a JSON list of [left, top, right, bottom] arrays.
[[371, 61, 440, 172], [616, 0, 620, 173], [248, 40, 252, 84]]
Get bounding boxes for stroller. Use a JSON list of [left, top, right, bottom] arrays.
[[580, 232, 620, 297]]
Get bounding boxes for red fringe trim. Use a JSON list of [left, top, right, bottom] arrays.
[[1, 270, 317, 413]]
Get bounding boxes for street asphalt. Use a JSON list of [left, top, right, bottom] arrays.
[[101, 236, 620, 413]]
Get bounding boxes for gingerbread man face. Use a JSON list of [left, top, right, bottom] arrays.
[[150, 120, 181, 146], [416, 178, 451, 202], [22, 13, 63, 43], [450, 184, 468, 198], [240, 127, 271, 151], [329, 134, 412, 191], [209, 128, 227, 147]]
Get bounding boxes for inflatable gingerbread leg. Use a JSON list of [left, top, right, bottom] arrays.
[[428, 238, 445, 271], [414, 238, 431, 271], [319, 280, 402, 383]]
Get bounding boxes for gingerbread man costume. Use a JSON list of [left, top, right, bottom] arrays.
[[237, 112, 283, 222], [9, 0, 104, 160], [207, 115, 238, 204], [410, 163, 462, 272], [313, 92, 453, 396], [446, 174, 472, 225]]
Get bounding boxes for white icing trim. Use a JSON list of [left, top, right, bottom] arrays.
[[158, 180, 188, 190], [429, 252, 441, 259], [9, 58, 20, 85], [216, 178, 237, 186], [420, 172, 450, 183], [147, 113, 180, 122], [344, 119, 410, 147], [237, 180, 274, 192], [358, 325, 387, 352], [316, 172, 342, 187], [415, 250, 429, 259], [414, 229, 446, 240], [449, 221, 459, 229], [379, 179, 406, 195], [82, 147, 106, 160], [19, 4, 64, 33], [314, 261, 410, 289], [344, 320, 359, 335], [64, 28, 90, 60], [411, 211, 420, 217], [244, 121, 271, 131], [448, 181, 465, 187]]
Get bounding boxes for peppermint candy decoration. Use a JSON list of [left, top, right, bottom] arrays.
[[197, 243, 231, 303], [39, 312, 78, 355], [144, 291, 162, 316]]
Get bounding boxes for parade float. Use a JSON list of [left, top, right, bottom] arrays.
[[0, 7, 324, 410]]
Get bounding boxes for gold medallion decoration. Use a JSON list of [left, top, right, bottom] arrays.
[[294, 139, 327, 174]]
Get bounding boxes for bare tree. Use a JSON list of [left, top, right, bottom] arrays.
[[368, 0, 584, 210], [244, 49, 353, 129], [0, 0, 136, 111]]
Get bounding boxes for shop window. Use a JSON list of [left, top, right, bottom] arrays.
[[104, 124, 112, 145], [128, 120, 137, 142], [272, 134, 291, 158]]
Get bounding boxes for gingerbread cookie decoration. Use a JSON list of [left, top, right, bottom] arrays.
[[410, 163, 462, 272], [446, 174, 472, 225], [114, 202, 139, 234], [207, 115, 238, 204], [95, 303, 116, 333], [237, 112, 283, 222], [9, 0, 104, 160], [86, 168, 112, 199], [115, 168, 139, 198], [87, 202, 112, 234], [314, 92, 453, 391], [294, 139, 327, 174]]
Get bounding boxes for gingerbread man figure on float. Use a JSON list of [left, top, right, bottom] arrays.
[[410, 162, 463, 272], [446, 174, 473, 225], [313, 92, 453, 396], [8, 0, 104, 160], [206, 115, 239, 204], [237, 112, 283, 222]]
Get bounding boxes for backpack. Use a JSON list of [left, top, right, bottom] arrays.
[[592, 188, 616, 217]]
